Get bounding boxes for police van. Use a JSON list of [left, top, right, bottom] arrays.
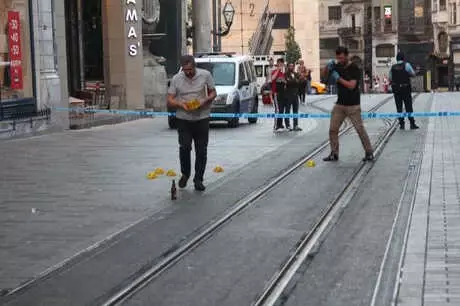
[[168, 52, 259, 128]]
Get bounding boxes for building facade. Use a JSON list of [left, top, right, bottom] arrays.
[[219, 0, 320, 81], [432, 0, 460, 89], [0, 0, 68, 128]]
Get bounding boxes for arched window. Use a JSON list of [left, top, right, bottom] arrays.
[[438, 32, 448, 53], [376, 44, 395, 57]]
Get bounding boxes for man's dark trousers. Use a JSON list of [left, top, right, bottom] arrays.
[[276, 93, 291, 128], [393, 85, 415, 126], [286, 94, 299, 127], [177, 118, 209, 182]]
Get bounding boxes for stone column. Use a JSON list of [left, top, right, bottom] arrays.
[[102, 0, 144, 110], [292, 0, 320, 81], [192, 0, 212, 53]]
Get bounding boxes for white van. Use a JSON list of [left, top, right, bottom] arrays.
[[168, 53, 259, 128], [251, 55, 285, 92]]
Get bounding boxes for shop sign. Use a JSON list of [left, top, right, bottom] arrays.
[[8, 11, 23, 89], [126, 0, 140, 57], [384, 6, 392, 19]]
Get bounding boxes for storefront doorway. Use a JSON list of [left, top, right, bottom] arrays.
[[65, 0, 104, 97]]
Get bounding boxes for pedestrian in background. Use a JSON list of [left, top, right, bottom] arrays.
[[297, 60, 307, 104], [306, 69, 312, 95], [321, 46, 374, 162], [272, 58, 289, 132], [167, 55, 217, 191], [286, 62, 302, 131], [389, 52, 419, 130]]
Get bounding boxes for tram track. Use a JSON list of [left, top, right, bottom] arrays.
[[100, 95, 401, 306]]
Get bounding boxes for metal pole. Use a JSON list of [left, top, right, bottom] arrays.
[[192, 0, 212, 54], [217, 0, 222, 51], [212, 0, 217, 52], [240, 0, 243, 54]]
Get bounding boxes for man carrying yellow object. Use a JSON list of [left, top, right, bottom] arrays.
[[167, 55, 217, 191]]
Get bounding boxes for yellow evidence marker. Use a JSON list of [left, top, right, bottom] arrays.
[[185, 99, 201, 110], [213, 166, 224, 173], [147, 172, 158, 180], [166, 169, 177, 177], [154, 168, 165, 175], [305, 160, 316, 168]]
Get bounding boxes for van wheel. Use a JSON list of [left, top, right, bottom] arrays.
[[248, 96, 258, 124], [228, 101, 240, 128]]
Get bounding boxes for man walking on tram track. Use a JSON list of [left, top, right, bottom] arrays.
[[321, 46, 374, 162], [167, 55, 217, 192], [389, 52, 419, 130]]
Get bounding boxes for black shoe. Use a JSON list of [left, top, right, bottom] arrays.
[[363, 152, 375, 162], [293, 126, 302, 131], [179, 175, 188, 188], [194, 180, 206, 192], [399, 123, 405, 130], [410, 123, 419, 130], [323, 153, 339, 162]]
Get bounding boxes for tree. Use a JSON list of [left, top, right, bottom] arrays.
[[284, 27, 301, 64]]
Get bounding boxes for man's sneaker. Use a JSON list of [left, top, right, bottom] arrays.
[[410, 123, 419, 130], [293, 126, 302, 131], [363, 152, 375, 162], [323, 153, 339, 162], [178, 175, 188, 188], [194, 180, 206, 192]]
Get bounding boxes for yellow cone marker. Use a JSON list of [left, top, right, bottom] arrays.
[[147, 172, 158, 180], [213, 166, 224, 173], [154, 168, 165, 175], [166, 169, 177, 177], [305, 160, 316, 168]]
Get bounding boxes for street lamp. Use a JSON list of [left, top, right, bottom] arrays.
[[215, 0, 235, 37]]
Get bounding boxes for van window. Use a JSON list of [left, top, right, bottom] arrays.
[[249, 62, 257, 81], [243, 61, 253, 82], [255, 65, 264, 77], [239, 63, 247, 82], [196, 62, 236, 86]]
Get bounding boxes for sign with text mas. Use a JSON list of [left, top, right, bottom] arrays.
[[126, 0, 140, 57]]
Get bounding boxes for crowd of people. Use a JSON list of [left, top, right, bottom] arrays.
[[166, 47, 420, 191], [265, 57, 314, 132]]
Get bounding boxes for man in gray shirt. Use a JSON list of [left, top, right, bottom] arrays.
[[167, 55, 217, 191]]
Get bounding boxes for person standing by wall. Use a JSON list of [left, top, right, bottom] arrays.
[[167, 55, 217, 191], [306, 69, 312, 95], [286, 62, 302, 131], [321, 46, 374, 162], [297, 60, 307, 104], [389, 52, 419, 130]]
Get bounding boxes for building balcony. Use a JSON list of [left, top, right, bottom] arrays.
[[319, 20, 342, 35], [373, 20, 397, 35], [338, 27, 362, 37], [432, 11, 449, 24]]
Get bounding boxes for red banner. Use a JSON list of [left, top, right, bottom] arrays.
[[8, 11, 23, 90]]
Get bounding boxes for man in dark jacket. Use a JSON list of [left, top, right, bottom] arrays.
[[285, 62, 302, 131], [389, 52, 419, 130]]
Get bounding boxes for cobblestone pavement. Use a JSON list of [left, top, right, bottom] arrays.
[[0, 96, 336, 291], [397, 93, 460, 305]]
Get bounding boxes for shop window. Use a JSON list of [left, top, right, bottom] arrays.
[[320, 38, 339, 49], [0, 0, 34, 101], [376, 44, 395, 57], [440, 0, 446, 11], [328, 6, 341, 21]]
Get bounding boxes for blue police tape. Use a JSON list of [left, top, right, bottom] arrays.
[[55, 108, 460, 119]]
